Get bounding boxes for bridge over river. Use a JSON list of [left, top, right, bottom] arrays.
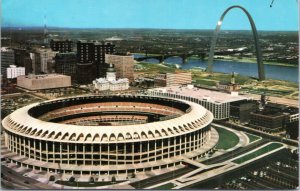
[[134, 52, 207, 64]]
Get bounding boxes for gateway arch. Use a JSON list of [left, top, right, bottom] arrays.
[[207, 5, 265, 81]]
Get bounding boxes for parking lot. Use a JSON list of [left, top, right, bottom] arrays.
[[1, 93, 44, 119], [187, 149, 298, 189], [222, 156, 298, 189]]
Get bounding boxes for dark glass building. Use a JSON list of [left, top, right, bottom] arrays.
[[249, 103, 299, 133], [76, 63, 97, 84], [94, 42, 115, 77], [77, 40, 94, 63], [54, 52, 77, 80], [77, 40, 115, 78], [229, 100, 257, 124], [50, 39, 73, 53], [249, 111, 288, 132]]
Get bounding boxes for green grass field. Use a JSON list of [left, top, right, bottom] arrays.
[[232, 143, 283, 164], [245, 133, 261, 143], [136, 62, 177, 74], [215, 127, 240, 150], [192, 70, 252, 86]]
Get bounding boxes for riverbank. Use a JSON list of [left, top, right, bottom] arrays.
[[191, 70, 299, 100], [136, 62, 299, 100], [134, 53, 298, 68], [213, 57, 298, 68], [188, 56, 298, 68]]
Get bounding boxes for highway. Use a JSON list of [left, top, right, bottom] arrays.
[[182, 149, 298, 190], [214, 121, 298, 147], [1, 165, 54, 189], [130, 166, 194, 189], [202, 139, 269, 165]]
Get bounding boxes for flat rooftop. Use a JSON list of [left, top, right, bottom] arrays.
[[251, 110, 287, 117], [51, 39, 72, 41], [230, 99, 257, 106], [19, 74, 70, 80], [150, 85, 253, 104]]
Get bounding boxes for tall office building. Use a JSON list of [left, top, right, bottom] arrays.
[[76, 40, 97, 83], [55, 52, 77, 78], [94, 42, 115, 77], [50, 39, 73, 53], [35, 48, 57, 74], [154, 71, 192, 87], [13, 48, 32, 74], [166, 72, 192, 86], [77, 40, 115, 78], [30, 52, 41, 74], [76, 63, 97, 84], [77, 40, 95, 63], [105, 54, 134, 82], [14, 48, 29, 67], [1, 47, 15, 78]]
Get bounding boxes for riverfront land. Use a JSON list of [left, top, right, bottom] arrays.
[[135, 53, 297, 67], [212, 56, 298, 68], [136, 62, 299, 100]]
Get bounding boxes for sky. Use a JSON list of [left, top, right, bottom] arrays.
[[2, 0, 299, 31]]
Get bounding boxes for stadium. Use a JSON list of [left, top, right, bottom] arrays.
[[2, 95, 217, 177]]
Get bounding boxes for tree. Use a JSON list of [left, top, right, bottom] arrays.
[[49, 175, 55, 182], [111, 176, 116, 183], [131, 173, 136, 178], [89, 177, 94, 183], [69, 176, 75, 183]]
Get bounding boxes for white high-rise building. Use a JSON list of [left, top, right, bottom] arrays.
[[7, 65, 25, 79], [1, 47, 15, 78]]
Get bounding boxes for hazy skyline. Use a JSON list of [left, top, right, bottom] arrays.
[[2, 0, 299, 31]]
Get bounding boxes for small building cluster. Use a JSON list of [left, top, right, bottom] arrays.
[[249, 103, 299, 135], [216, 72, 240, 92], [229, 96, 299, 137], [1, 39, 135, 86], [93, 64, 129, 91]]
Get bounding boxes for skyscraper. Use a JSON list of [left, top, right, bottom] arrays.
[[105, 54, 134, 82], [34, 47, 57, 74], [94, 42, 115, 77], [54, 52, 77, 80], [76, 40, 96, 63], [76, 63, 97, 84], [77, 40, 115, 78], [50, 39, 73, 53], [1, 47, 15, 78], [14, 48, 33, 74]]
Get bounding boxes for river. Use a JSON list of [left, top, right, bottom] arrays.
[[133, 54, 299, 83]]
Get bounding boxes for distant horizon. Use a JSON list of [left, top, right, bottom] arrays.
[[3, 0, 298, 31], [1, 26, 298, 33]]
